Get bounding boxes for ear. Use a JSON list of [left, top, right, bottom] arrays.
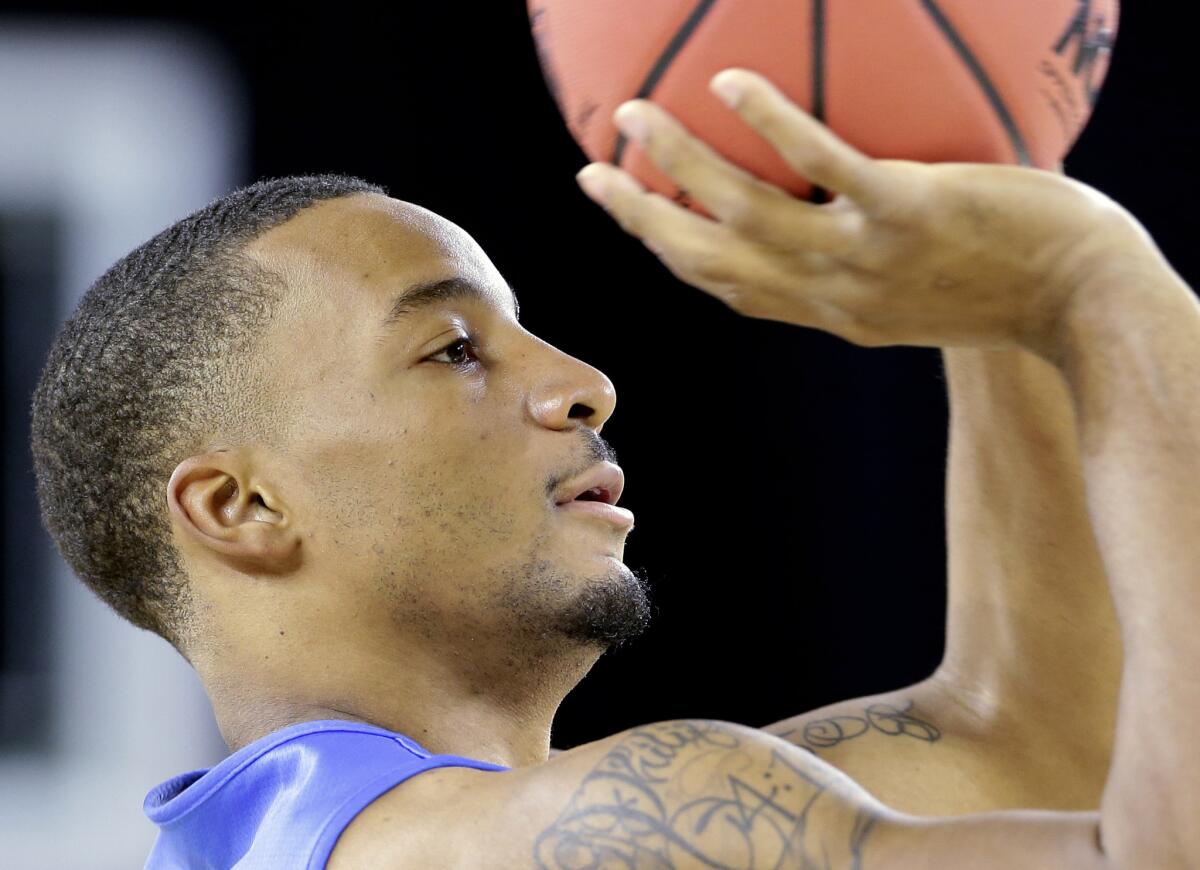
[[167, 453, 302, 575]]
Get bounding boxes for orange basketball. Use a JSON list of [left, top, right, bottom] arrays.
[[529, 1, 1119, 205]]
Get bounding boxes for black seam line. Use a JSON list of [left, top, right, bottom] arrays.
[[918, 0, 1033, 167], [612, 0, 722, 166], [811, 0, 826, 123], [810, 0, 829, 204]]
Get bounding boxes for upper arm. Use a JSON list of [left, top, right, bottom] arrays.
[[329, 718, 884, 869], [328, 717, 1109, 870]]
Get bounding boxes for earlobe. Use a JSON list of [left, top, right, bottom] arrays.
[[167, 454, 301, 574]]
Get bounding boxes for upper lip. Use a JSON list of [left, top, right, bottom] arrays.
[[554, 461, 625, 506]]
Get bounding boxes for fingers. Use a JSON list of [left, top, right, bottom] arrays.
[[612, 99, 859, 254], [709, 68, 900, 215], [576, 162, 748, 280], [576, 163, 719, 241], [575, 162, 870, 336]]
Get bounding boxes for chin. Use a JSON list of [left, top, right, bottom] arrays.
[[556, 562, 653, 650]]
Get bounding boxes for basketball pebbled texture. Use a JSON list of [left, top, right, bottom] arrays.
[[529, 0, 1119, 206]]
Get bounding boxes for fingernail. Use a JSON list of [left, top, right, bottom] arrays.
[[711, 71, 743, 108], [576, 164, 608, 203], [614, 102, 649, 143]]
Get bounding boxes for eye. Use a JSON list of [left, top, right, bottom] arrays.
[[427, 335, 481, 369]]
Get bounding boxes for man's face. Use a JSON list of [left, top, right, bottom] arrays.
[[241, 193, 650, 660]]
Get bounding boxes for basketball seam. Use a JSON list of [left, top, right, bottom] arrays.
[[611, 0, 722, 166], [811, 0, 827, 123], [917, 0, 1034, 167], [810, 0, 830, 204]]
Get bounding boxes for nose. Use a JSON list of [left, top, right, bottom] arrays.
[[527, 345, 617, 434]]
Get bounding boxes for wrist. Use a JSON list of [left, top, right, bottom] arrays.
[[1034, 217, 1184, 370], [1058, 257, 1190, 365], [941, 345, 1057, 390], [941, 345, 1071, 431]]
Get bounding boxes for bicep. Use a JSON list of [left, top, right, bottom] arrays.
[[333, 718, 878, 868], [331, 718, 1107, 870]]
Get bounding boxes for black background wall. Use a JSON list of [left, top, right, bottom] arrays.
[[2, 2, 1194, 752]]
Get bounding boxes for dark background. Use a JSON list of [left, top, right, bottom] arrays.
[[2, 2, 1194, 752]]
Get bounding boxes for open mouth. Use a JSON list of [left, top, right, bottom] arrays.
[[552, 461, 633, 528], [553, 461, 625, 507]]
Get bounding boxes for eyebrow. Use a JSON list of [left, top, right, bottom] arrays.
[[381, 276, 520, 329]]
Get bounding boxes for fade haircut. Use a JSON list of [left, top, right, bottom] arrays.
[[30, 173, 386, 658]]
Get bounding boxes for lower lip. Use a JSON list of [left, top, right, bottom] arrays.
[[556, 500, 635, 529]]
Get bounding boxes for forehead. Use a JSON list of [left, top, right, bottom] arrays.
[[242, 192, 511, 318]]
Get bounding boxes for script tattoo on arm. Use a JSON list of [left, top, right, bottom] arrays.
[[533, 720, 880, 869], [775, 701, 941, 752]]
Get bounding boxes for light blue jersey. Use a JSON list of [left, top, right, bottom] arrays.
[[143, 719, 509, 869]]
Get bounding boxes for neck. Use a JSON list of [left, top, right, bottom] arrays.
[[930, 346, 1121, 754], [196, 620, 601, 769]]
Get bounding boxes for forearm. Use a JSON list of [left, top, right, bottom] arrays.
[[940, 345, 1119, 712], [1045, 238, 1200, 866], [942, 346, 1095, 592], [863, 236, 1200, 868]]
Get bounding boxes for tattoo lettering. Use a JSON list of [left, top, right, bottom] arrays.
[[849, 809, 878, 870], [778, 701, 941, 752], [533, 719, 880, 869]]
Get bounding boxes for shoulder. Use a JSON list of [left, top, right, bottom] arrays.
[[329, 718, 914, 870], [327, 763, 507, 869], [327, 719, 769, 869]]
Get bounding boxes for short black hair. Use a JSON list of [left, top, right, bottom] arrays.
[[30, 173, 386, 657]]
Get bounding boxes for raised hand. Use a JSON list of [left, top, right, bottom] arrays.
[[576, 68, 1142, 362]]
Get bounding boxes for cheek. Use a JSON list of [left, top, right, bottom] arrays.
[[305, 384, 547, 547], [401, 400, 532, 498], [405, 434, 548, 547]]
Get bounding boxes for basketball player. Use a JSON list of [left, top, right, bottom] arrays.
[[30, 69, 1193, 867]]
